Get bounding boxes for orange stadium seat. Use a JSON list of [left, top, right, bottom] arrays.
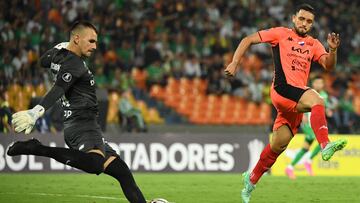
[[179, 77, 192, 91], [176, 98, 194, 116], [35, 83, 47, 97], [189, 110, 206, 124], [258, 102, 272, 124], [23, 84, 35, 98], [149, 85, 165, 100], [167, 77, 179, 91], [131, 68, 147, 89], [354, 95, 360, 115]]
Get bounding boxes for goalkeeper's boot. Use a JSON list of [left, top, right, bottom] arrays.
[[321, 139, 347, 161], [7, 138, 42, 156], [241, 171, 255, 203]]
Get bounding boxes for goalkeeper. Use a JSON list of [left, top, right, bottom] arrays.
[[7, 21, 146, 203], [285, 76, 330, 179]]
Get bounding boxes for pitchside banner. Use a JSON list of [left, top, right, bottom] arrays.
[[272, 134, 360, 176], [0, 132, 267, 173]]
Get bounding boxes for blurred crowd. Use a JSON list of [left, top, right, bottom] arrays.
[[0, 0, 359, 133]]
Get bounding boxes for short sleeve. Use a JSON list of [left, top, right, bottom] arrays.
[[312, 40, 328, 62], [55, 55, 86, 92], [258, 27, 286, 46]]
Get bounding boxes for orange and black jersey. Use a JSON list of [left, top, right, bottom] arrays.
[[39, 43, 98, 124], [258, 27, 328, 89]]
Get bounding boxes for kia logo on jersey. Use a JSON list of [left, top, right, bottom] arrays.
[[291, 46, 309, 55]]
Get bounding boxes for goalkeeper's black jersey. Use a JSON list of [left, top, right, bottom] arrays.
[[40, 44, 98, 124]]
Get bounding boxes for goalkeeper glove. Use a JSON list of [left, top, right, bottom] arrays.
[[12, 105, 45, 134]]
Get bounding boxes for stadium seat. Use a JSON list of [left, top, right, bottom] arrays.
[[167, 77, 179, 91], [149, 85, 165, 100], [131, 68, 147, 89], [258, 102, 272, 124], [354, 95, 360, 114], [147, 108, 164, 124], [23, 84, 35, 98], [35, 83, 46, 97]]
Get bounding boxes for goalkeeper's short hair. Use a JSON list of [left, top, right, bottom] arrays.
[[69, 21, 98, 38]]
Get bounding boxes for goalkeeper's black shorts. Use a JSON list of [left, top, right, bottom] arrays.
[[63, 118, 118, 160]]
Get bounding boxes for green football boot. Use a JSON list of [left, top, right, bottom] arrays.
[[241, 171, 255, 203], [321, 139, 347, 161]]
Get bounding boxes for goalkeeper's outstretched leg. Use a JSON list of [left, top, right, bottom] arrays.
[[7, 138, 147, 203], [8, 138, 105, 175]]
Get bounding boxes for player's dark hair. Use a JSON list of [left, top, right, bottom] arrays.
[[69, 21, 98, 37], [295, 4, 315, 16]]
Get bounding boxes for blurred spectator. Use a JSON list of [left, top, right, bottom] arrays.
[[207, 70, 231, 95], [94, 66, 107, 88], [338, 89, 360, 133], [326, 94, 341, 133], [35, 111, 57, 134], [184, 54, 201, 79], [145, 60, 167, 88], [248, 71, 265, 103], [110, 69, 135, 92], [62, 0, 78, 25], [144, 41, 161, 67], [0, 92, 12, 133], [118, 90, 147, 133]]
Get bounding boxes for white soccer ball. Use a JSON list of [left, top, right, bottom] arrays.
[[149, 198, 169, 203]]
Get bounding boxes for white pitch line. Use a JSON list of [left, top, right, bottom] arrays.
[[0, 192, 126, 201], [0, 192, 176, 203]]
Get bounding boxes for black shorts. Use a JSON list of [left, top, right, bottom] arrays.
[[274, 83, 309, 103], [63, 119, 118, 160]]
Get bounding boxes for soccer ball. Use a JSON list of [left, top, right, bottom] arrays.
[[149, 198, 169, 203]]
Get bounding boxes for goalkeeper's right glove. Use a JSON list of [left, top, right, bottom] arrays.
[[12, 105, 45, 134]]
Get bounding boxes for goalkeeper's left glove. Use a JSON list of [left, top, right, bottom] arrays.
[[12, 105, 45, 134]]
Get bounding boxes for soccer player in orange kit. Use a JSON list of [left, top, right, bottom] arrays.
[[224, 4, 347, 203]]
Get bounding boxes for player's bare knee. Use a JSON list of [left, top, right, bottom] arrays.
[[279, 144, 288, 152], [270, 143, 287, 154], [313, 96, 324, 107]]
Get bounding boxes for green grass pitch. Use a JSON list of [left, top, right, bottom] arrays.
[[0, 173, 359, 203]]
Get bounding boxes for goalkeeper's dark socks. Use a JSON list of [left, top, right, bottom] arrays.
[[36, 145, 105, 175], [104, 157, 146, 203], [250, 144, 280, 184]]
